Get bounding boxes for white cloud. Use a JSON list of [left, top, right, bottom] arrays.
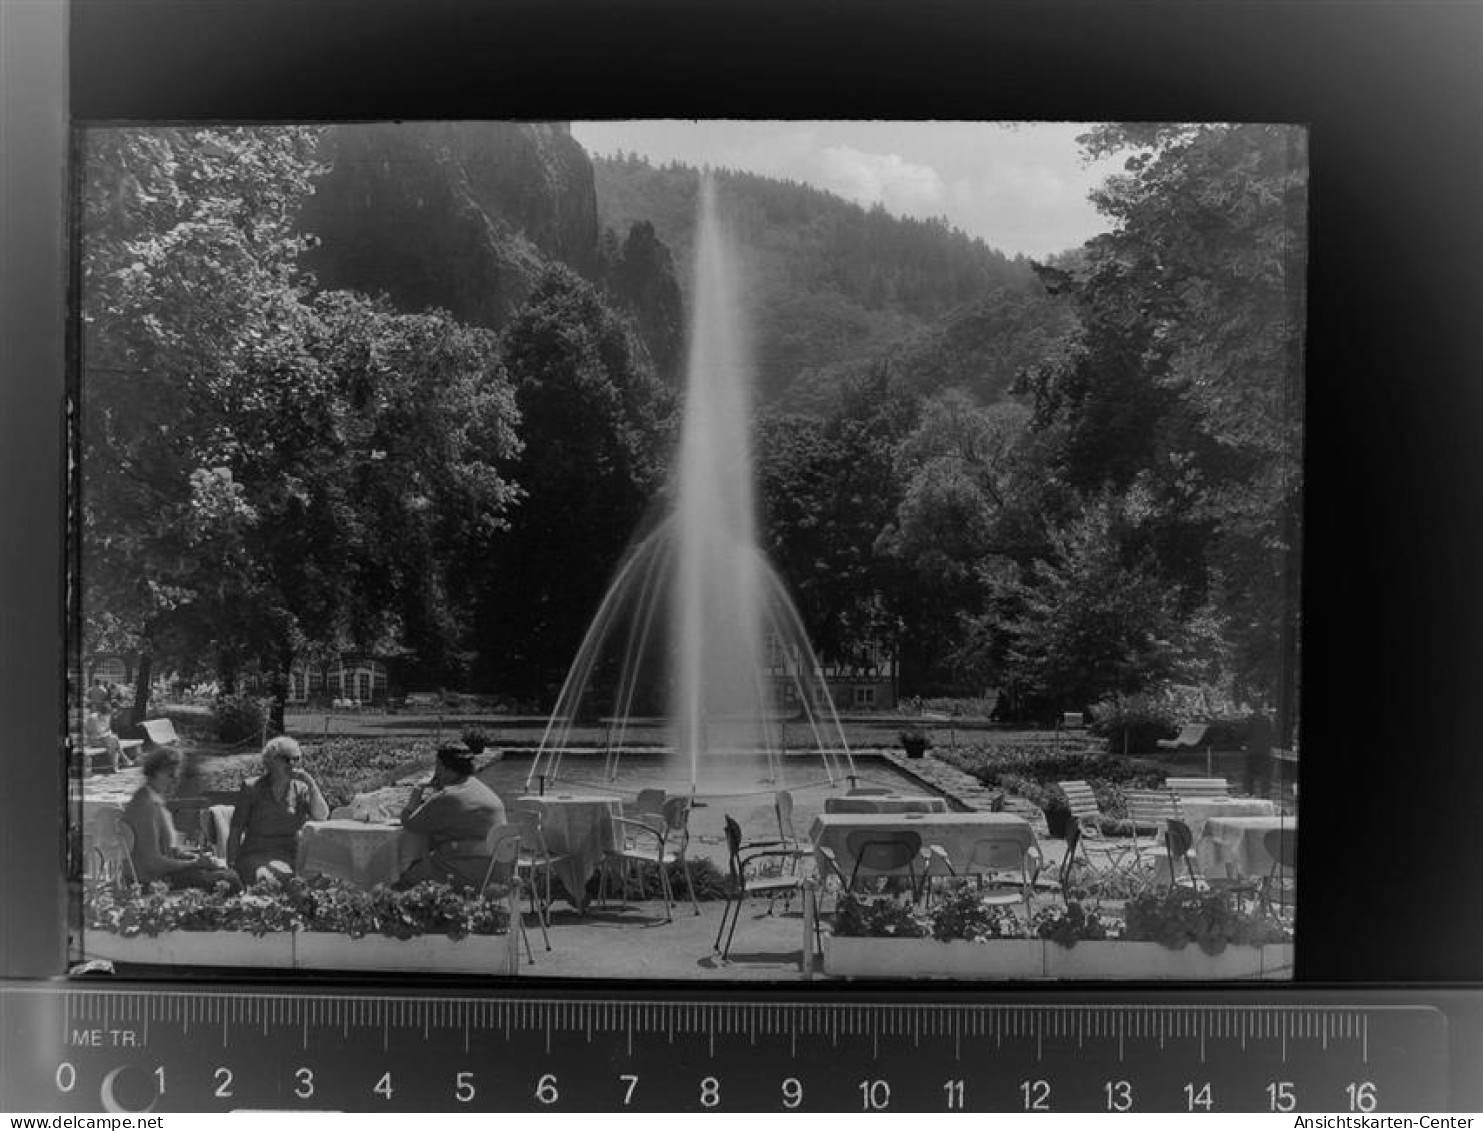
[[571, 120, 1121, 258], [815, 146, 945, 214]]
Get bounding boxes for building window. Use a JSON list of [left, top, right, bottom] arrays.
[[90, 657, 128, 687], [853, 685, 876, 707]]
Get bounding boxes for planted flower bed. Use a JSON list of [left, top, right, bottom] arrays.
[[823, 887, 1291, 981], [190, 737, 439, 809], [81, 874, 520, 974]]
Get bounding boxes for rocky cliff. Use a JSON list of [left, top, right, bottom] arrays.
[[301, 121, 680, 348]]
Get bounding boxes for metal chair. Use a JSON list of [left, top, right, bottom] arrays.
[[600, 797, 699, 920], [844, 829, 922, 897], [713, 815, 817, 961], [508, 804, 569, 950], [1259, 826, 1297, 923], [1159, 818, 1205, 890], [478, 826, 534, 965], [962, 832, 1046, 919], [89, 807, 138, 889], [772, 790, 813, 875]]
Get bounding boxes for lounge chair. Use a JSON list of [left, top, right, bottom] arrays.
[[1157, 723, 1211, 752]]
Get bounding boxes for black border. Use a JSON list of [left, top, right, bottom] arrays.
[[6, 0, 1482, 988]]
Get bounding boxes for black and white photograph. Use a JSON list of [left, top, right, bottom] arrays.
[[70, 118, 1305, 983]]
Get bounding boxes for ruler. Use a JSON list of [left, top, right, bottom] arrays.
[[0, 985, 1467, 1112]]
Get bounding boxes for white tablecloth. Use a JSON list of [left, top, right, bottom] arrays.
[[810, 812, 1037, 879], [824, 794, 950, 815], [1175, 797, 1276, 838], [516, 794, 621, 905], [1196, 815, 1297, 878], [297, 820, 421, 888]]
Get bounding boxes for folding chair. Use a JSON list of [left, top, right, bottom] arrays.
[[713, 815, 818, 961], [478, 826, 534, 965], [1122, 788, 1186, 883], [1166, 777, 1231, 800], [1058, 780, 1133, 881]]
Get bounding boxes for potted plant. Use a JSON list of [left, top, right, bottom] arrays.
[[1000, 775, 1072, 838], [898, 728, 931, 760]]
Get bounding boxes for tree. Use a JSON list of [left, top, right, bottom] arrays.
[[480, 266, 675, 703], [80, 127, 523, 720], [1007, 123, 1305, 734]]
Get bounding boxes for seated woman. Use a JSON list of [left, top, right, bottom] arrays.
[[226, 736, 330, 886], [122, 747, 241, 892], [83, 688, 134, 772], [396, 747, 506, 891]]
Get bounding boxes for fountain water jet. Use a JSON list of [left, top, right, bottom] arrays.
[[526, 177, 854, 795]]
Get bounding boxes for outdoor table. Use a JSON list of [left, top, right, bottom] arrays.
[[297, 819, 424, 888], [516, 794, 621, 907], [1174, 796, 1276, 839], [1195, 815, 1297, 879], [809, 811, 1037, 880], [823, 794, 950, 815]]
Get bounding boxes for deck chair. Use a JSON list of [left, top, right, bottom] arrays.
[[478, 826, 534, 965], [89, 807, 138, 889], [713, 815, 817, 961], [962, 832, 1047, 919], [1156, 723, 1210, 752], [1058, 780, 1132, 880], [1122, 789, 1187, 882], [508, 803, 570, 950], [1166, 777, 1231, 800], [844, 829, 922, 897], [140, 718, 182, 749]]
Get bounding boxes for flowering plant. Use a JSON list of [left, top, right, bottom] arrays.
[[1031, 900, 1123, 947], [831, 894, 929, 939], [927, 886, 1030, 941], [1123, 887, 1291, 953], [84, 875, 509, 940]]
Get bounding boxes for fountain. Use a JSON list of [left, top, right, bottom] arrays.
[[525, 177, 855, 797]]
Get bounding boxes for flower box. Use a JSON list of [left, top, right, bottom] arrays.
[[84, 929, 295, 969], [1044, 940, 1270, 980], [81, 928, 520, 975], [820, 936, 1295, 981], [823, 934, 1047, 980], [293, 930, 518, 975]]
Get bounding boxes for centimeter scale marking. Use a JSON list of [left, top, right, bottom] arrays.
[[0, 986, 1451, 1113]]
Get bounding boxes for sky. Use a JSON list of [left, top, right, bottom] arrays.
[[571, 120, 1124, 259]]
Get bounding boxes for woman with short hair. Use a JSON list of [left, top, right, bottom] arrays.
[[122, 747, 241, 892], [227, 736, 330, 885]]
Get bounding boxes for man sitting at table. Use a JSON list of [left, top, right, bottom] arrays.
[[123, 747, 242, 892], [395, 746, 506, 891]]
